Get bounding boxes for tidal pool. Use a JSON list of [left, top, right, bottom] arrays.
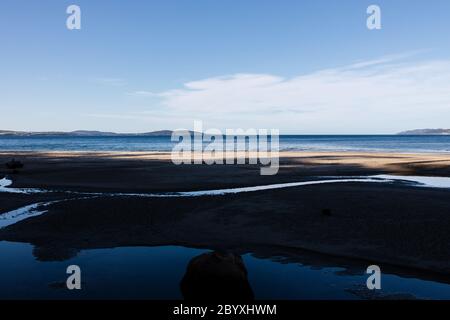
[[0, 241, 450, 300]]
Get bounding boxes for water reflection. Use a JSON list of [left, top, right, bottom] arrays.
[[1, 241, 450, 299], [181, 251, 254, 301], [32, 246, 80, 261]]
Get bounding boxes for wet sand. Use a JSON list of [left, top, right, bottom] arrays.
[[1, 151, 450, 276]]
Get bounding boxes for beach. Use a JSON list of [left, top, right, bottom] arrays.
[[1, 150, 450, 280]]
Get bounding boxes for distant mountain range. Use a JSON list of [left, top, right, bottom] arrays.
[[0, 130, 177, 136], [2, 129, 450, 136], [397, 129, 450, 135]]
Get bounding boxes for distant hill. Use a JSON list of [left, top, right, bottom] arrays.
[[0, 130, 181, 137], [398, 129, 450, 135]]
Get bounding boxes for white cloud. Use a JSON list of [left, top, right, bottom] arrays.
[[129, 90, 158, 96], [147, 55, 450, 133]]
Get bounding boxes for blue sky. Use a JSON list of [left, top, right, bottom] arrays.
[[1, 0, 450, 133]]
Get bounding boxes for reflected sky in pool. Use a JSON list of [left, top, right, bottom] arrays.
[[1, 241, 450, 300]]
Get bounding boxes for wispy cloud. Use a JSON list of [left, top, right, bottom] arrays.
[[128, 90, 158, 97], [143, 54, 450, 133]]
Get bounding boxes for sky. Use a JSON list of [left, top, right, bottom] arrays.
[[0, 0, 450, 134]]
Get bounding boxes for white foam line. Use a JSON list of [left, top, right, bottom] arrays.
[[101, 175, 450, 197], [0, 177, 101, 195], [0, 177, 12, 188], [174, 178, 393, 196], [2, 174, 450, 198], [0, 177, 47, 194], [0, 201, 52, 228], [372, 174, 450, 189], [94, 178, 395, 197]]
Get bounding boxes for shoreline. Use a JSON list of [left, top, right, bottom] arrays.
[[2, 149, 450, 155], [2, 150, 450, 165], [2, 151, 450, 190]]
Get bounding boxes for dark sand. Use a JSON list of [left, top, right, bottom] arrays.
[[1, 151, 450, 277]]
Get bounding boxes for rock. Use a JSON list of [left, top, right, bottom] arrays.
[[180, 251, 254, 301], [5, 159, 24, 170]]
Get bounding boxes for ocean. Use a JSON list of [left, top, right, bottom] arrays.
[[0, 135, 449, 153]]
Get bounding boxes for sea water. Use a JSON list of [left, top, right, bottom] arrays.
[[1, 135, 450, 153]]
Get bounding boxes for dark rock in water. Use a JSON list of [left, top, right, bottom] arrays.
[[180, 251, 254, 301], [5, 159, 24, 170]]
